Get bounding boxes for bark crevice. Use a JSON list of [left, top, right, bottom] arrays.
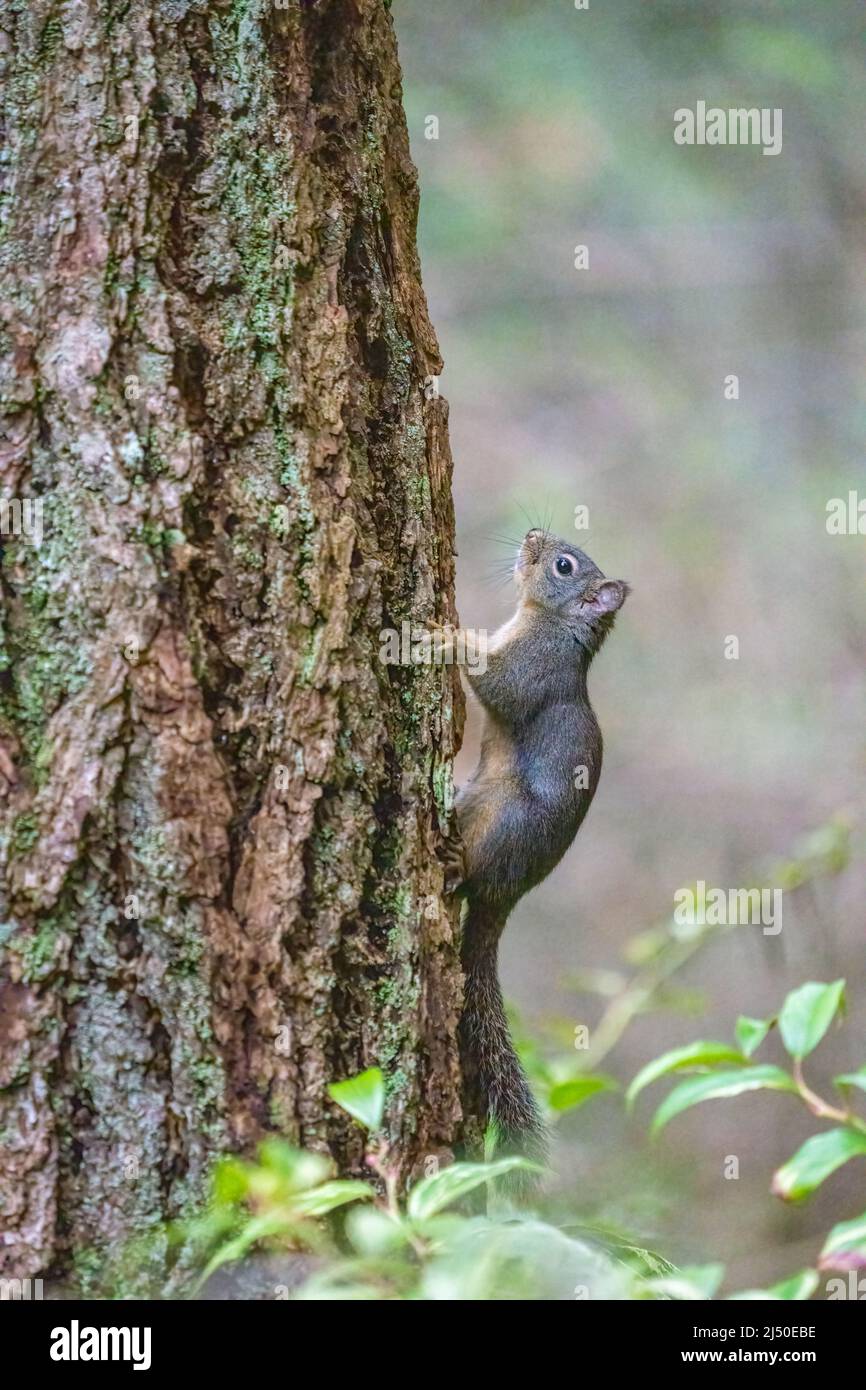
[[0, 0, 464, 1286]]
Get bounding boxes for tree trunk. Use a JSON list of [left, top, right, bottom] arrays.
[[0, 0, 464, 1289]]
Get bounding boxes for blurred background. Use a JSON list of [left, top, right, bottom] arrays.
[[396, 0, 866, 1291]]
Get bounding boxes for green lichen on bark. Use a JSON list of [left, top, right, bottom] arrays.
[[0, 0, 464, 1287]]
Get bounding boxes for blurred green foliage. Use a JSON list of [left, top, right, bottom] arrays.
[[162, 822, 865, 1300], [176, 957, 866, 1300]]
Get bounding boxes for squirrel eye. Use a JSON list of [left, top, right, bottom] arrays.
[[554, 555, 575, 577]]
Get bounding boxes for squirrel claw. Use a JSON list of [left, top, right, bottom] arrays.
[[437, 831, 467, 896]]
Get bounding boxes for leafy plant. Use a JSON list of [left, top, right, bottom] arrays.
[[181, 1139, 376, 1293], [514, 818, 852, 1124], [630, 978, 866, 1296], [173, 821, 859, 1300], [179, 1066, 663, 1300]]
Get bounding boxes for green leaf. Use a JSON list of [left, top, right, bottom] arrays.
[[735, 1016, 773, 1058], [729, 1269, 818, 1301], [194, 1209, 301, 1292], [678, 1263, 725, 1297], [834, 1067, 866, 1096], [627, 1042, 745, 1108], [818, 1211, 866, 1271], [406, 1157, 541, 1221], [548, 1074, 616, 1112], [772, 1128, 866, 1201], [256, 1139, 330, 1191], [641, 1263, 724, 1301], [770, 1268, 820, 1300], [292, 1179, 375, 1217], [328, 1067, 385, 1133], [212, 1156, 250, 1207], [344, 1205, 411, 1257], [651, 1066, 796, 1134], [778, 980, 845, 1061]]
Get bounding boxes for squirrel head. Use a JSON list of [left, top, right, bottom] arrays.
[[514, 528, 630, 652]]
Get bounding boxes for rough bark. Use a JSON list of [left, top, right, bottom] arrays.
[[0, 0, 464, 1288]]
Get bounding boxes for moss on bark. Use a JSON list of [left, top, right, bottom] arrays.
[[0, 0, 464, 1287]]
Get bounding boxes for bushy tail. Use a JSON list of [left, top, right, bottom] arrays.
[[459, 905, 548, 1190]]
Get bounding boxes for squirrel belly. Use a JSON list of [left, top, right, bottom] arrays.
[[458, 701, 602, 917], [454, 529, 629, 1190]]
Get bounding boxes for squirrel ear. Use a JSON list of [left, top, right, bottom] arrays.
[[586, 580, 629, 614]]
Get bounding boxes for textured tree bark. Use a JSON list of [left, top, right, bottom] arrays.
[[0, 0, 464, 1288]]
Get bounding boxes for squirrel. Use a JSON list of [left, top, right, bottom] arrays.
[[443, 527, 629, 1185]]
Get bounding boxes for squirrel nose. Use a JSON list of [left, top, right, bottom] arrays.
[[519, 529, 544, 565]]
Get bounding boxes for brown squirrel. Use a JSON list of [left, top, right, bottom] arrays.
[[447, 527, 629, 1182]]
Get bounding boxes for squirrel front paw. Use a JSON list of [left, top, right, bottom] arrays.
[[424, 621, 456, 663], [437, 829, 467, 896]]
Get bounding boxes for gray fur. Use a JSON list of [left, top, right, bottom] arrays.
[[456, 529, 629, 1189]]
